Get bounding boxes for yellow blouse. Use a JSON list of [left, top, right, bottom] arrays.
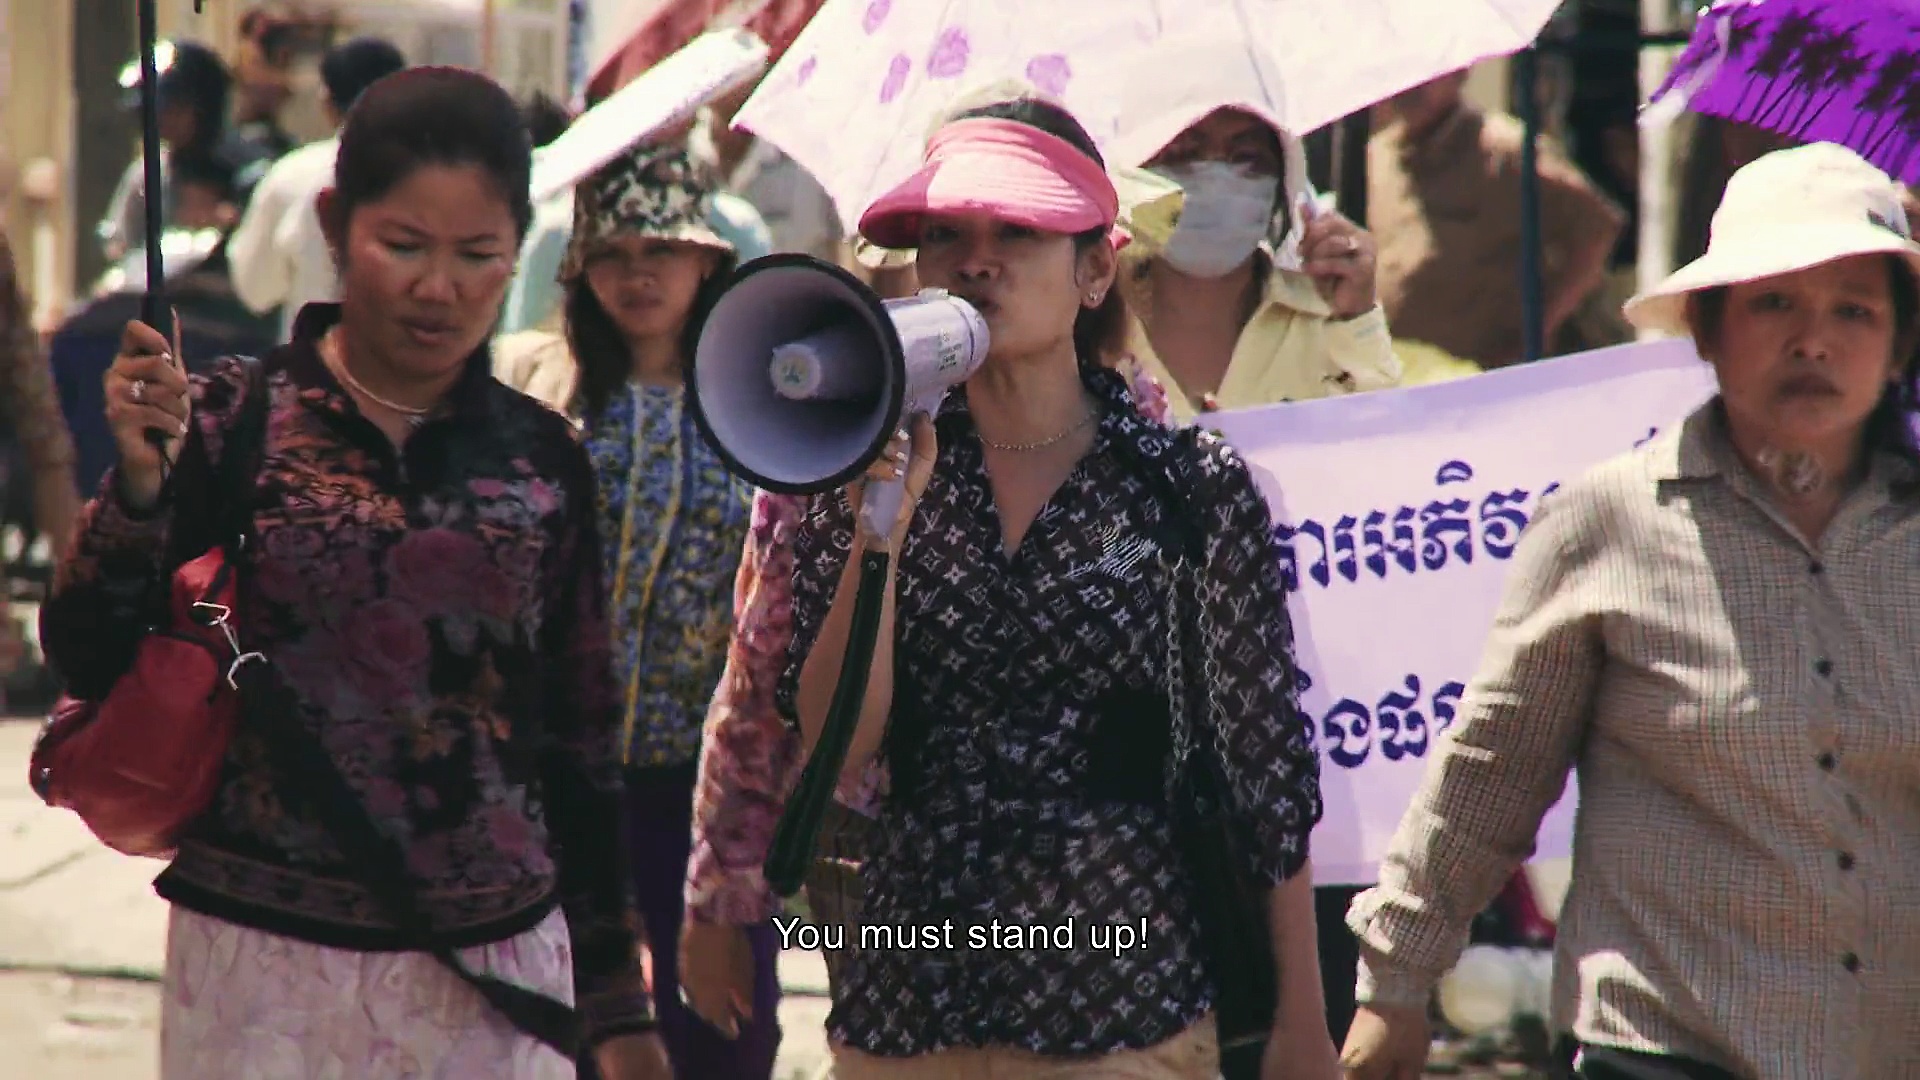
[[1120, 255, 1404, 421]]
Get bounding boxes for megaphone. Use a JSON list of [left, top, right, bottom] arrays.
[[688, 253, 989, 897], [688, 253, 989, 539]]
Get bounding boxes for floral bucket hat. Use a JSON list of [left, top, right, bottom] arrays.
[[561, 142, 734, 281]]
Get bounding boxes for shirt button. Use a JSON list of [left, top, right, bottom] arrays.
[[1842, 952, 1861, 973], [1817, 752, 1837, 771], [1838, 852, 1856, 871], [1814, 658, 1834, 678]]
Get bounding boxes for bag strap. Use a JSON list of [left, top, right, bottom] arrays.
[[208, 357, 583, 1057], [1155, 434, 1280, 1049], [232, 660, 582, 1057], [153, 356, 271, 585], [1151, 426, 1224, 794], [215, 357, 271, 556]]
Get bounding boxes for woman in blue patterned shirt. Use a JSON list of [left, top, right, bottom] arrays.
[[496, 141, 773, 1079]]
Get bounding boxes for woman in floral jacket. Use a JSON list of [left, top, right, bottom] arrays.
[[42, 68, 666, 1080], [494, 139, 780, 1080]]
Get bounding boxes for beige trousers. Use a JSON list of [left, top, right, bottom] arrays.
[[829, 1015, 1219, 1080]]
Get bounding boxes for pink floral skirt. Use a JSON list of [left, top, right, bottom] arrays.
[[159, 905, 576, 1079]]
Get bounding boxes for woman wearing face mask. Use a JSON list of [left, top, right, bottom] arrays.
[[493, 141, 781, 1080], [1129, 107, 1401, 420], [1131, 105, 1401, 1067], [781, 96, 1337, 1080]]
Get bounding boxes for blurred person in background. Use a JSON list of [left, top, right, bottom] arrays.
[[1131, 107, 1401, 422], [0, 232, 82, 563], [498, 94, 586, 339], [55, 217, 279, 504], [98, 41, 235, 263], [693, 79, 844, 263], [227, 36, 409, 342], [496, 139, 777, 1080], [1368, 69, 1624, 369], [521, 91, 574, 150], [0, 231, 81, 697], [167, 148, 243, 233], [228, 6, 302, 164]]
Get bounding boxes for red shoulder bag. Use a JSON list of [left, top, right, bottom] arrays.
[[28, 357, 269, 858]]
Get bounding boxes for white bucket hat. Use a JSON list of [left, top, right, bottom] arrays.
[[1624, 142, 1920, 337]]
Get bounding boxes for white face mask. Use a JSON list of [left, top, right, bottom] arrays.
[[1155, 163, 1280, 278]]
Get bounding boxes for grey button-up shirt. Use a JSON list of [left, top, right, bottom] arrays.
[[1349, 400, 1920, 1079]]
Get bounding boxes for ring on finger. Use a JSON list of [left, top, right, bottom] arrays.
[[130, 379, 146, 403]]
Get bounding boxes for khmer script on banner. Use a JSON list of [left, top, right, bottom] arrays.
[[1208, 337, 1718, 887]]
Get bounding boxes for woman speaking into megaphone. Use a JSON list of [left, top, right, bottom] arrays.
[[747, 97, 1342, 1080]]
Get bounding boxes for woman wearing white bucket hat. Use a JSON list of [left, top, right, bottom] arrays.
[[1339, 141, 1920, 1080]]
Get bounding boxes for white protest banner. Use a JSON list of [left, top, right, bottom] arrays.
[[1207, 338, 1717, 887]]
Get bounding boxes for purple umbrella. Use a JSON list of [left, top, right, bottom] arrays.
[[1650, 0, 1920, 185]]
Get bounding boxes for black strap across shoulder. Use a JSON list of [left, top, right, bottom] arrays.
[[207, 356, 583, 1057]]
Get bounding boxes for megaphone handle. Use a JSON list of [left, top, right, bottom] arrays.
[[858, 398, 942, 543], [764, 548, 893, 896], [858, 476, 906, 546]]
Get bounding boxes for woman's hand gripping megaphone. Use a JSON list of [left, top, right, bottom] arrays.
[[845, 412, 939, 554]]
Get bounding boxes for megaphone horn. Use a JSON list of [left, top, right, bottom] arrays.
[[688, 253, 989, 539], [687, 253, 990, 897]]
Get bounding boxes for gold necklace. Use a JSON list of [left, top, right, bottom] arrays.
[[322, 332, 431, 428], [979, 406, 1101, 452]]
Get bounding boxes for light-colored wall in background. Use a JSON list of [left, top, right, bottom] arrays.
[[324, 0, 571, 101], [2, 0, 78, 320]]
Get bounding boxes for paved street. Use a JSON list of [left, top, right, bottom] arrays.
[[3, 718, 1566, 1079], [0, 719, 833, 1080]]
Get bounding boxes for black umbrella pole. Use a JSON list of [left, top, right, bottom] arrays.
[[136, 0, 168, 330], [763, 549, 892, 898]]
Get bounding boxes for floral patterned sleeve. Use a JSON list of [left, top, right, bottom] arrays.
[[534, 436, 654, 1042], [684, 490, 882, 925], [773, 481, 862, 737], [1119, 355, 1175, 429], [1189, 430, 1323, 884], [40, 360, 250, 701]]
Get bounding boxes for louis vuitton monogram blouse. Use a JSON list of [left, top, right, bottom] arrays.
[[774, 364, 1323, 1058]]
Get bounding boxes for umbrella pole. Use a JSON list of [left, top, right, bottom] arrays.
[[136, 0, 167, 329], [1514, 46, 1545, 364]]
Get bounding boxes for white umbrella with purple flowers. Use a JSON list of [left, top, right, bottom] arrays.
[[733, 0, 1564, 231]]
